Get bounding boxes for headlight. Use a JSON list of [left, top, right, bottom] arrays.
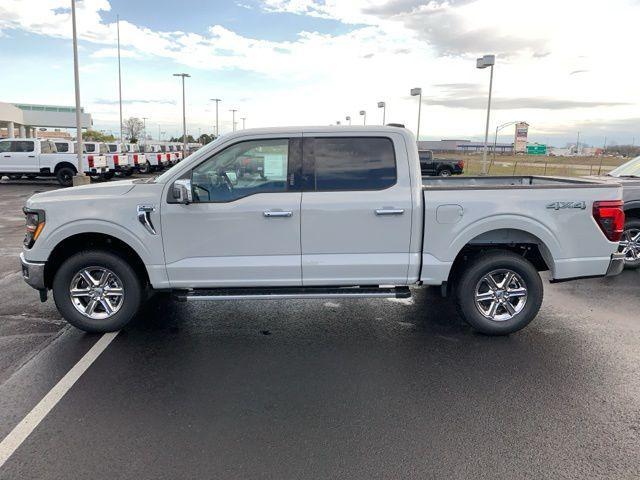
[[23, 208, 45, 248]]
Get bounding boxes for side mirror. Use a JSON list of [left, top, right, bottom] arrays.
[[172, 178, 193, 204]]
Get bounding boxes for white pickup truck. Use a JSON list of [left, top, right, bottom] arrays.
[[1, 138, 107, 186], [52, 139, 110, 181], [20, 126, 626, 335]]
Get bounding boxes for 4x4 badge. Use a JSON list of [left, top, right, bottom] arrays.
[[546, 201, 586, 210]]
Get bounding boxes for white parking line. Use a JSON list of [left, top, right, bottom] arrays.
[[0, 331, 119, 468]]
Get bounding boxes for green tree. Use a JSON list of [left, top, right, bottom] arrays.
[[122, 117, 144, 143], [83, 130, 116, 142]]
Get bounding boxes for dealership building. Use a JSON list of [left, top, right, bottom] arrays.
[[0, 102, 92, 139]]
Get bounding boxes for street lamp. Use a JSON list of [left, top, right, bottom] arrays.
[[229, 109, 238, 132], [345, 115, 351, 125], [70, 0, 88, 184], [241, 117, 246, 129], [173, 73, 190, 157], [377, 101, 386, 125], [476, 54, 495, 175], [491, 120, 521, 169], [359, 110, 366, 125], [410, 87, 422, 142], [210, 98, 221, 137]]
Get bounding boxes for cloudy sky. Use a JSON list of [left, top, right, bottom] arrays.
[[1, 0, 638, 146]]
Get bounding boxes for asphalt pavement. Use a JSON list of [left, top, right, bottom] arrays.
[[0, 178, 638, 479]]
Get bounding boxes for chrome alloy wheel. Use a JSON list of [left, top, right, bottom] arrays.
[[474, 269, 528, 322], [69, 267, 124, 319], [619, 228, 640, 263]]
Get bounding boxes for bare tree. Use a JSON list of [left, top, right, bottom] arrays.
[[122, 117, 144, 143]]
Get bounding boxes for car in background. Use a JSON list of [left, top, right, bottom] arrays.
[[593, 156, 640, 269], [419, 150, 464, 177], [105, 142, 133, 177], [124, 143, 145, 173], [141, 144, 170, 171]]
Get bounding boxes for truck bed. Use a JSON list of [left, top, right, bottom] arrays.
[[422, 175, 615, 190]]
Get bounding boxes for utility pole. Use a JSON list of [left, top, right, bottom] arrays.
[[241, 117, 246, 129], [210, 98, 221, 137], [229, 109, 238, 132], [173, 73, 190, 157], [117, 14, 123, 146], [70, 0, 88, 184], [576, 132, 580, 155]]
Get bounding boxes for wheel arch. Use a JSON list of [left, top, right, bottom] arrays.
[[43, 232, 150, 289], [54, 161, 77, 173]]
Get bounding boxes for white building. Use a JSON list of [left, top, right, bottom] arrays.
[[0, 102, 92, 138]]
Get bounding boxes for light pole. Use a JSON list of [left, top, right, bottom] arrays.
[[229, 109, 238, 132], [117, 14, 123, 148], [241, 117, 246, 129], [70, 0, 88, 184], [492, 120, 521, 164], [410, 87, 422, 142], [378, 101, 386, 125], [210, 98, 221, 137], [345, 115, 351, 125], [173, 73, 190, 157], [359, 110, 366, 125], [476, 54, 495, 175]]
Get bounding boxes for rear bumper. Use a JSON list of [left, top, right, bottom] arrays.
[[20, 252, 46, 290], [605, 252, 625, 277]]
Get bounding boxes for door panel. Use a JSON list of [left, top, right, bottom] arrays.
[[162, 192, 302, 287], [161, 136, 303, 288], [301, 135, 413, 285]]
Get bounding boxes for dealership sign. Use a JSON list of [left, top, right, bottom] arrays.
[[514, 122, 529, 153]]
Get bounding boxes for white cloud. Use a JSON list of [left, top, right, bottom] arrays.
[[0, 0, 639, 144]]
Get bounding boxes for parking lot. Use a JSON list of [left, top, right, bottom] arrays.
[[0, 178, 639, 479]]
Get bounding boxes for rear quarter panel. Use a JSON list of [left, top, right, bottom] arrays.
[[420, 184, 622, 284]]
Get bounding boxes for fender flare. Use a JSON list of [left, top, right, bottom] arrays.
[[42, 219, 153, 265]]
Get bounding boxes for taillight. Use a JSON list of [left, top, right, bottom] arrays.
[[593, 200, 624, 242], [166, 153, 171, 161], [157, 154, 162, 161], [113, 154, 119, 166], [133, 154, 139, 164], [23, 208, 45, 248], [88, 155, 94, 168]]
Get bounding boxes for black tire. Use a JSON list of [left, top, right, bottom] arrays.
[[620, 218, 640, 270], [123, 170, 134, 177], [138, 162, 151, 174], [52, 250, 143, 332], [101, 171, 115, 181], [455, 250, 543, 335], [438, 168, 453, 177], [26, 174, 38, 180], [56, 166, 76, 187]]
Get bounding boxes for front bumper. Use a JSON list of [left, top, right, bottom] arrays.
[[605, 252, 626, 277], [20, 252, 46, 290]]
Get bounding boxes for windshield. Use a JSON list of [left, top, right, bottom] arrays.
[[608, 156, 640, 177]]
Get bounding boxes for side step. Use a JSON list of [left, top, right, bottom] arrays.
[[173, 286, 411, 302]]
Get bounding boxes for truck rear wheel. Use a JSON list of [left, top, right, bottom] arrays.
[[619, 218, 640, 269], [52, 250, 143, 332], [56, 166, 76, 187], [455, 250, 543, 335]]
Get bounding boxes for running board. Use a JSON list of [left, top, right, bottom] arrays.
[[173, 286, 411, 302]]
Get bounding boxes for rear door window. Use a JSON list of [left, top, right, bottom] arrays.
[[55, 142, 69, 152], [13, 141, 35, 152], [304, 137, 396, 191]]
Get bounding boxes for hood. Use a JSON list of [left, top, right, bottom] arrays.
[[26, 179, 136, 208]]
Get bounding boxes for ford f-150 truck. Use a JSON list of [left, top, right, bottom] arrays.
[[419, 150, 464, 176], [1, 138, 107, 186], [19, 126, 626, 335]]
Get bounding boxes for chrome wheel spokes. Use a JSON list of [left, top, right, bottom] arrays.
[[474, 269, 528, 322], [619, 228, 640, 262], [69, 267, 124, 320]]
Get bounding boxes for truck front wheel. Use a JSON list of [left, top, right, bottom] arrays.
[[52, 250, 143, 332], [455, 250, 543, 335]]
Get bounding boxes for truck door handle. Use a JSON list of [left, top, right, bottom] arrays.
[[263, 210, 293, 218], [375, 208, 405, 215], [28, 155, 35, 158], [3, 155, 10, 158]]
